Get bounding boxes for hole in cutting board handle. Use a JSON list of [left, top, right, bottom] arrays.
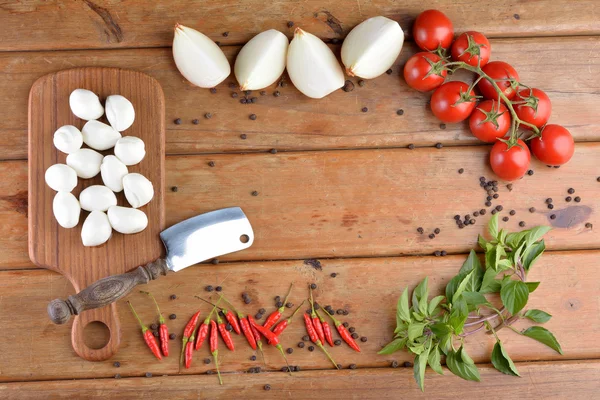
[[240, 234, 250, 244], [83, 321, 111, 350]]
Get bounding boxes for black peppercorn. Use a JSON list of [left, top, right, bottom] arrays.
[[441, 250, 447, 256], [548, 204, 554, 209], [349, 364, 357, 369], [310, 283, 317, 290], [286, 348, 293, 354], [575, 196, 581, 202], [529, 207, 536, 213], [308, 346, 315, 352], [391, 361, 399, 368], [287, 21, 294, 28], [585, 223, 593, 228], [174, 118, 182, 125], [408, 144, 415, 150], [170, 294, 177, 300], [205, 285, 214, 292], [550, 214, 556, 220], [546, 198, 553, 204], [403, 361, 413, 368], [527, 170, 534, 176], [150, 323, 158, 330], [566, 196, 572, 202], [503, 216, 509, 222], [270, 148, 277, 154], [334, 339, 342, 346], [519, 221, 526, 227], [435, 143, 443, 149], [210, 88, 217, 94], [145, 372, 152, 378], [417, 227, 424, 234], [510, 210, 516, 216], [231, 92, 238, 98], [361, 107, 368, 112], [342, 322, 349, 328], [208, 161, 215, 167], [434, 250, 441, 257], [360, 336, 367, 342], [298, 342, 305, 348], [396, 108, 404, 115], [429, 233, 435, 239], [434, 228, 440, 234], [386, 68, 393, 75], [273, 90, 281, 97], [458, 168, 464, 174], [568, 188, 575, 194], [113, 361, 121, 368], [264, 384, 271, 391], [205, 112, 212, 119], [493, 194, 499, 199], [169, 333, 176, 340], [192, 118, 199, 125], [302, 335, 310, 341], [249, 114, 257, 120], [114, 374, 121, 379], [330, 273, 337, 278], [351, 333, 359, 339], [169, 314, 176, 320]]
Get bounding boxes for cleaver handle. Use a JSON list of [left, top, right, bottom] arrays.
[[47, 258, 169, 325]]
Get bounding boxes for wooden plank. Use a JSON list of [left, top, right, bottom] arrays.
[[2, 37, 599, 160], [0, 251, 597, 382], [4, 143, 600, 269], [1, 361, 599, 399], [1, 0, 599, 52]]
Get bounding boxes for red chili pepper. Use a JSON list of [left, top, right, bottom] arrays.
[[197, 296, 242, 336], [184, 328, 195, 369], [322, 308, 361, 352], [195, 301, 219, 351], [141, 291, 169, 357], [309, 286, 325, 343], [216, 309, 235, 351], [302, 312, 338, 369], [210, 320, 223, 385], [272, 300, 305, 337], [247, 315, 266, 364], [316, 310, 334, 347], [263, 283, 294, 329], [221, 295, 257, 350], [249, 317, 292, 375], [127, 301, 162, 360], [180, 310, 201, 366]]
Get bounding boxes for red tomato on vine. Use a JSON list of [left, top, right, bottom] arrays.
[[430, 81, 477, 123], [404, 52, 447, 92], [530, 124, 574, 166], [514, 88, 552, 130], [477, 61, 520, 102], [490, 139, 531, 181], [413, 10, 454, 51], [469, 100, 510, 142], [451, 31, 491, 67]]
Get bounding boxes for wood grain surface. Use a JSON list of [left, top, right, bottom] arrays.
[[28, 67, 166, 361], [1, 37, 598, 159], [0, 0, 598, 51], [2, 361, 599, 399], [3, 144, 598, 269], [0, 251, 597, 382]]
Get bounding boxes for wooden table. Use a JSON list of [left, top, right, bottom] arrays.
[[1, 1, 599, 398]]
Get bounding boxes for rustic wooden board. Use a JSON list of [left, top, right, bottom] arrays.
[[28, 68, 166, 361], [1, 0, 599, 51], [2, 361, 599, 400], [0, 37, 598, 160], [3, 144, 599, 269], [0, 251, 597, 382]]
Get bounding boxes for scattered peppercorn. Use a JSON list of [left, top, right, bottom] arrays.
[[519, 221, 526, 227], [550, 214, 556, 220], [270, 148, 277, 154], [435, 143, 443, 149], [210, 88, 217, 94], [509, 210, 516, 216], [441, 250, 447, 256], [231, 92, 238, 98], [491, 210, 497, 215], [439, 123, 446, 130], [546, 198, 553, 204], [585, 223, 593, 228], [208, 161, 215, 168], [575, 196, 581, 202], [493, 194, 499, 199], [308, 346, 315, 352], [548, 204, 554, 209], [174, 118, 182, 125], [240, 98, 247, 104], [169, 314, 176, 320], [286, 348, 293, 354], [310, 283, 317, 290], [204, 358, 212, 364], [496, 205, 503, 211], [485, 201, 492, 207], [302, 335, 310, 341], [342, 322, 349, 328], [204, 112, 212, 119], [113, 361, 120, 368], [150, 323, 158, 330], [503, 217, 509, 222], [529, 207, 536, 213], [114, 374, 121, 379], [287, 21, 294, 28], [391, 361, 399, 368], [249, 114, 257, 120], [192, 118, 199, 125], [342, 80, 355, 92], [408, 144, 415, 150], [360, 336, 368, 342], [565, 196, 572, 202], [361, 107, 368, 112], [349, 364, 357, 369], [169, 333, 176, 340], [527, 170, 534, 176], [429, 233, 435, 239], [145, 372, 152, 378], [417, 227, 424, 234], [273, 90, 281, 97], [568, 188, 575, 194], [480, 209, 486, 215], [403, 361, 413, 368], [434, 250, 441, 257], [343, 310, 349, 315], [386, 68, 393, 75], [205, 285, 214, 292], [351, 333, 359, 339], [357, 79, 366, 87], [458, 168, 464, 174], [334, 339, 342, 346], [507, 184, 513, 191]]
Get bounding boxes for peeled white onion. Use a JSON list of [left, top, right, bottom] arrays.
[[69, 89, 104, 120], [123, 173, 154, 208], [341, 16, 404, 79], [53, 125, 83, 154], [100, 155, 128, 192], [81, 211, 112, 247], [114, 136, 146, 166], [107, 206, 148, 234], [286, 28, 345, 99], [105, 95, 136, 132], [235, 29, 288, 90], [52, 192, 81, 228], [79, 185, 117, 212], [66, 148, 103, 179], [45, 164, 77, 192], [173, 24, 231, 88], [82, 120, 122, 151]]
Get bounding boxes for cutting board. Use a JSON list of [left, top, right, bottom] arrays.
[[28, 68, 165, 361]]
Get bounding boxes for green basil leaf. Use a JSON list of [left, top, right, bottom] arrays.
[[408, 322, 426, 341], [524, 309, 552, 323], [462, 291, 491, 310], [485, 246, 497, 270], [506, 230, 529, 249], [522, 326, 563, 354], [500, 280, 529, 315], [498, 228, 508, 245], [439, 333, 453, 355], [394, 320, 407, 334], [526, 282, 540, 293], [448, 301, 468, 335], [459, 250, 484, 292], [428, 346, 444, 375], [445, 273, 465, 304], [459, 250, 482, 275], [446, 348, 481, 382], [412, 277, 429, 315], [413, 346, 430, 392], [453, 270, 475, 304], [477, 234, 488, 250], [430, 322, 452, 338], [496, 259, 513, 271], [491, 341, 520, 376], [522, 240, 545, 271], [479, 268, 501, 294], [398, 287, 411, 323], [459, 346, 475, 365], [409, 342, 426, 355], [488, 214, 499, 239], [428, 295, 446, 316], [525, 226, 552, 247], [378, 337, 407, 355]]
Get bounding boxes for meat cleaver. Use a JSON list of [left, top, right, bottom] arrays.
[[48, 207, 254, 324]]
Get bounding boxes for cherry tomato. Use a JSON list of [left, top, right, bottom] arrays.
[[490, 139, 531, 181], [469, 100, 510, 142], [451, 31, 491, 67], [530, 124, 574, 166], [514, 88, 552, 130], [404, 52, 447, 92], [477, 61, 520, 101], [430, 81, 477, 123], [413, 10, 454, 51]]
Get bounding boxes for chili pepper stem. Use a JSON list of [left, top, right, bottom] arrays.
[[277, 345, 293, 376], [321, 306, 342, 327], [317, 341, 339, 369], [288, 300, 305, 323], [195, 296, 224, 311], [281, 283, 294, 309], [127, 301, 148, 332], [212, 351, 223, 385], [140, 291, 165, 323], [219, 294, 242, 317]]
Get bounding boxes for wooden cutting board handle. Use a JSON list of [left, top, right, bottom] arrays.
[[71, 304, 121, 361], [48, 259, 169, 324]]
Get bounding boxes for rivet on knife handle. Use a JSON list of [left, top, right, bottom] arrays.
[[47, 259, 169, 325]]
